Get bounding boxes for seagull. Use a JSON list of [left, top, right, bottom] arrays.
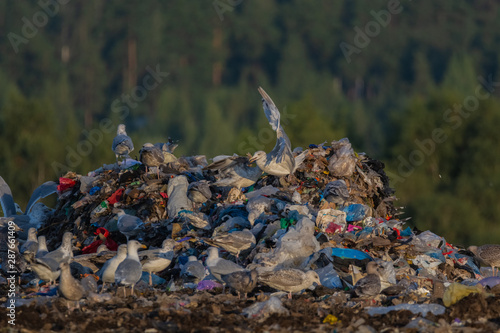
[[323, 180, 350, 206], [42, 232, 74, 265], [258, 268, 321, 299], [154, 137, 178, 154], [115, 209, 145, 241], [249, 87, 307, 177], [36, 235, 49, 258], [140, 143, 164, 178], [221, 269, 258, 299], [0, 176, 57, 239], [97, 244, 128, 292], [115, 240, 147, 296], [204, 229, 256, 262], [187, 180, 212, 204], [20, 227, 38, 262], [59, 262, 86, 309], [112, 124, 134, 164], [205, 247, 245, 283], [154, 138, 178, 162], [139, 239, 176, 286], [205, 155, 262, 189], [180, 256, 206, 284], [352, 261, 382, 297], [30, 257, 61, 286], [468, 245, 500, 276]]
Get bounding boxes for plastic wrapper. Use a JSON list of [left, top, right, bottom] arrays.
[[328, 138, 357, 177]]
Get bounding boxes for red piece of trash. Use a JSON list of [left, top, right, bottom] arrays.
[[57, 177, 76, 193], [107, 188, 124, 205]]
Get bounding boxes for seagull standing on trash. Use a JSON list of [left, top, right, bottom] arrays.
[[42, 232, 74, 265], [139, 238, 176, 286], [112, 124, 134, 164], [468, 244, 500, 276], [205, 247, 245, 283], [58, 262, 85, 309], [352, 261, 382, 297], [20, 227, 38, 262], [221, 269, 258, 299], [258, 268, 321, 299], [115, 240, 147, 296], [140, 143, 164, 179], [115, 209, 145, 241], [249, 87, 307, 177], [97, 244, 128, 292], [180, 256, 207, 284], [36, 235, 49, 258]]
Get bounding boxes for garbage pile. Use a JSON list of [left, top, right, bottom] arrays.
[[2, 87, 500, 331]]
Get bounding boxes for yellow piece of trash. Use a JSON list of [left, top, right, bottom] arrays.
[[443, 282, 483, 307], [323, 314, 339, 325]]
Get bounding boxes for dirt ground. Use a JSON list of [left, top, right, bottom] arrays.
[[2, 287, 500, 333]]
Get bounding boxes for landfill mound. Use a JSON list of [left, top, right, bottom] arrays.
[[2, 137, 500, 332]]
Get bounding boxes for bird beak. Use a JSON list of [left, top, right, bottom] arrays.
[[141, 244, 147, 249], [248, 155, 257, 163]]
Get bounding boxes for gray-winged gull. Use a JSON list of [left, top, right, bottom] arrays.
[[20, 227, 38, 262], [154, 138, 178, 162], [139, 238, 176, 285], [42, 232, 74, 265], [468, 244, 500, 276], [112, 124, 134, 163], [205, 247, 245, 282], [115, 209, 145, 241], [36, 235, 49, 258], [352, 261, 382, 297], [205, 229, 256, 261], [140, 143, 164, 178], [30, 257, 61, 286], [24, 180, 58, 215], [115, 240, 146, 296], [258, 268, 321, 299], [221, 269, 258, 299], [249, 87, 307, 177], [180, 256, 206, 284], [156, 137, 178, 153], [0, 177, 56, 239], [205, 155, 262, 189], [59, 262, 85, 309], [187, 180, 212, 203], [97, 244, 128, 292]]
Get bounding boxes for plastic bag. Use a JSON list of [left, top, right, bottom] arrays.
[[328, 138, 357, 177]]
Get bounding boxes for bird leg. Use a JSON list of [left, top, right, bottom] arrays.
[[100, 282, 106, 294], [149, 273, 153, 286], [288, 291, 292, 299]]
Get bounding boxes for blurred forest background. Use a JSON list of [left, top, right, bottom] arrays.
[[1, 1, 500, 245]]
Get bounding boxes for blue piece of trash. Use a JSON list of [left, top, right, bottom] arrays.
[[89, 186, 101, 195], [342, 204, 368, 222], [330, 247, 372, 261]]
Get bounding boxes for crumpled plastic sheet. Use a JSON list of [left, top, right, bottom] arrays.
[[366, 303, 446, 316], [242, 296, 290, 319], [443, 282, 483, 307]]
